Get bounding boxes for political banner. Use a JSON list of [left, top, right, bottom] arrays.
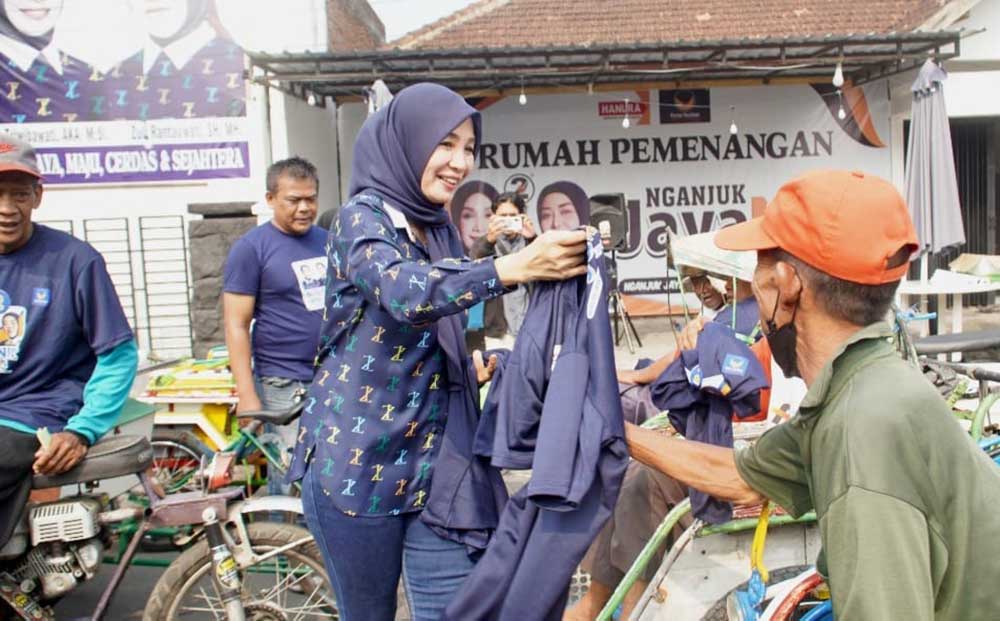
[[454, 83, 891, 301], [0, 0, 249, 184]]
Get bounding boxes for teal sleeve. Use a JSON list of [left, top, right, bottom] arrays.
[[65, 339, 139, 444]]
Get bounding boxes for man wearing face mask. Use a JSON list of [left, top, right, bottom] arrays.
[[626, 170, 1000, 620]]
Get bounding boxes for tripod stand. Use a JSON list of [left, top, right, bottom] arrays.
[[606, 249, 642, 353]]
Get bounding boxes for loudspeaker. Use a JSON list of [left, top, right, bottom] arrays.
[[588, 193, 628, 251]]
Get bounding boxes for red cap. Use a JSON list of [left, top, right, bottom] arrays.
[[0, 134, 41, 179], [715, 170, 918, 285]]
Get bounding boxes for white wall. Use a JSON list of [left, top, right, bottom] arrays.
[[336, 102, 369, 202], [885, 0, 1000, 190], [268, 93, 340, 216]]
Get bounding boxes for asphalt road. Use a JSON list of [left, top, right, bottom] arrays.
[[52, 552, 176, 620]]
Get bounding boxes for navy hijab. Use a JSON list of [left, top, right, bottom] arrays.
[[349, 83, 506, 551], [349, 82, 482, 396]]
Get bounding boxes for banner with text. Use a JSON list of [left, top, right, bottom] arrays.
[[0, 0, 249, 184], [456, 84, 891, 301]]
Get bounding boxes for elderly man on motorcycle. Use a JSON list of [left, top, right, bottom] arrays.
[[0, 135, 137, 548], [627, 170, 1000, 620]]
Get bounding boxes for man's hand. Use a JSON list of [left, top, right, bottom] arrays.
[[617, 368, 642, 384], [676, 316, 707, 351], [237, 391, 263, 415], [33, 432, 88, 476], [473, 350, 498, 385]]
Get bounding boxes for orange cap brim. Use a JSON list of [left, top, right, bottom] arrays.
[[714, 216, 779, 252]]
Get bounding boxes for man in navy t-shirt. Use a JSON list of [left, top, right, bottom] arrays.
[[616, 275, 759, 424], [223, 157, 326, 484], [0, 135, 137, 542]]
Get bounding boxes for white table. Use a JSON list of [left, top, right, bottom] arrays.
[[898, 279, 1000, 361]]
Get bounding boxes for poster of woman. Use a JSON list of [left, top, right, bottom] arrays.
[[448, 180, 499, 253], [536, 180, 590, 232]]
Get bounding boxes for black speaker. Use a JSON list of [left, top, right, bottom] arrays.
[[588, 193, 628, 251]]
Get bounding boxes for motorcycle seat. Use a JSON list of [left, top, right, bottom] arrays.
[[32, 435, 154, 489], [913, 329, 1000, 356]]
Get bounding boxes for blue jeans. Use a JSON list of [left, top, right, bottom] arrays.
[[301, 467, 476, 621], [255, 375, 306, 498]]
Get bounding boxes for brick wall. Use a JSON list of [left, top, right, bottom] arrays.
[[327, 0, 385, 51]]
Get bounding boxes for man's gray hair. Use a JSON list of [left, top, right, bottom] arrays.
[[769, 249, 903, 327], [266, 157, 319, 194]]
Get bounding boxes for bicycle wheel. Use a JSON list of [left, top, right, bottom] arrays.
[[151, 430, 208, 494], [143, 522, 338, 621], [700, 565, 814, 621]]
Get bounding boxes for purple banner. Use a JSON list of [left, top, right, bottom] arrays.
[[36, 142, 250, 184]]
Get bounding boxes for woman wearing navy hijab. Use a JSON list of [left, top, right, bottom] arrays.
[[286, 83, 588, 620]]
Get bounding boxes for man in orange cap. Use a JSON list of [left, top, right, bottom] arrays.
[[626, 170, 1000, 620]]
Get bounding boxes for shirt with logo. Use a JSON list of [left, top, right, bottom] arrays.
[[287, 192, 506, 517], [0, 225, 134, 431], [223, 222, 327, 382]]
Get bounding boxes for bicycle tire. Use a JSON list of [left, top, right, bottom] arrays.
[[700, 564, 813, 621], [143, 521, 336, 621]]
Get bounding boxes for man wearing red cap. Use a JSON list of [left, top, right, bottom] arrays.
[[627, 170, 1000, 619], [0, 135, 137, 546]]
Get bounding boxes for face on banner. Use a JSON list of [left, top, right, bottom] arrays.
[[536, 180, 589, 232], [449, 181, 498, 252], [2, 0, 64, 39], [134, 0, 203, 42], [464, 84, 891, 302]]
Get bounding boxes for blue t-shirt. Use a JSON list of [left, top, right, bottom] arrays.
[[286, 193, 507, 517], [713, 296, 759, 338], [223, 222, 327, 381], [0, 225, 134, 432]]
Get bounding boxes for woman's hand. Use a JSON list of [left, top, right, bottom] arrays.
[[473, 350, 498, 385], [485, 215, 506, 244], [493, 229, 588, 286]]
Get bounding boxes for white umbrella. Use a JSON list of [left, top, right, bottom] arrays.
[[904, 60, 965, 279]]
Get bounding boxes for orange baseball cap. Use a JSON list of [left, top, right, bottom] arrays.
[[715, 170, 919, 285]]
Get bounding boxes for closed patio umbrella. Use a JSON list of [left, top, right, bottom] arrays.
[[904, 59, 965, 270]]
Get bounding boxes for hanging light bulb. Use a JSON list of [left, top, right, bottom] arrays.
[[307, 93, 317, 107], [518, 78, 526, 105], [837, 89, 846, 120], [832, 61, 845, 88], [728, 105, 738, 135], [622, 116, 631, 129]]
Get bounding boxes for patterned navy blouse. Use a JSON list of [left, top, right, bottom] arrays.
[[287, 192, 507, 516]]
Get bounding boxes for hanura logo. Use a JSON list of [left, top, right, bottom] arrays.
[[598, 100, 646, 118]]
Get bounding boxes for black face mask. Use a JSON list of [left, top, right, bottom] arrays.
[[764, 293, 800, 378]]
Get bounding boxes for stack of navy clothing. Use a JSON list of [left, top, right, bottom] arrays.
[[444, 233, 628, 620], [650, 322, 769, 523]]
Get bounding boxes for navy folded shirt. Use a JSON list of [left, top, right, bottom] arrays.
[[445, 232, 628, 620], [651, 321, 769, 523]]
